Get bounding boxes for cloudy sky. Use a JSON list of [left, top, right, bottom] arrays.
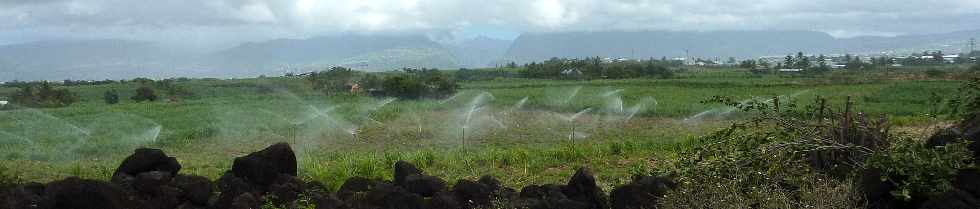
[[1, 0, 979, 50]]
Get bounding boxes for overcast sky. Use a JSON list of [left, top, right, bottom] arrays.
[[1, 0, 979, 50]]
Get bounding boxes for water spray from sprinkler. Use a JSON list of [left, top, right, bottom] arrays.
[[561, 108, 593, 141]]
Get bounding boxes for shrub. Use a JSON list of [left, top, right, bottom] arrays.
[[377, 68, 457, 99], [11, 81, 79, 108], [865, 138, 974, 202], [131, 86, 158, 102], [307, 67, 354, 94], [104, 89, 120, 104]]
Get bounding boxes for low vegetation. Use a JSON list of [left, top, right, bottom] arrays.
[[0, 66, 978, 208]]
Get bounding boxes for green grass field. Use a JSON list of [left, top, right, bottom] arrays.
[[0, 67, 973, 191]]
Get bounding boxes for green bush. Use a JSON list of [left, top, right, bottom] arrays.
[[104, 89, 120, 104], [307, 67, 354, 94], [131, 86, 158, 102], [865, 138, 974, 201], [11, 81, 79, 108], [378, 68, 457, 99]]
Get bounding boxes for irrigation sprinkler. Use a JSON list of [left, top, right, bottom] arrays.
[[563, 108, 592, 142]]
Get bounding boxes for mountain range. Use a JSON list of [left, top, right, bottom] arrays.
[[0, 30, 977, 81]]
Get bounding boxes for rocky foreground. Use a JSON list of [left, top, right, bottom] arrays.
[[0, 143, 673, 209]]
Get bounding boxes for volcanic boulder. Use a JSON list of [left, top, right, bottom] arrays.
[[365, 182, 424, 209], [38, 177, 134, 209], [171, 174, 213, 206], [1, 182, 44, 209], [269, 174, 306, 205], [919, 168, 980, 209], [394, 161, 422, 185], [563, 167, 609, 209], [214, 171, 256, 209], [610, 175, 675, 209], [453, 179, 495, 209], [231, 142, 297, 188], [113, 148, 181, 179]]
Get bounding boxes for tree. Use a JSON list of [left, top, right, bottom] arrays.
[[738, 60, 757, 69], [816, 54, 828, 70], [132, 86, 158, 102], [307, 67, 354, 94], [783, 55, 794, 69], [11, 81, 78, 108], [796, 54, 811, 69], [104, 89, 120, 104], [360, 73, 382, 90]]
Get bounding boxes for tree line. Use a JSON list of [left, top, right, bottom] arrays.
[[519, 57, 678, 80], [305, 67, 457, 100]]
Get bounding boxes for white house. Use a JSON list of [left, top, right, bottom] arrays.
[[0, 100, 8, 107], [778, 69, 804, 72]]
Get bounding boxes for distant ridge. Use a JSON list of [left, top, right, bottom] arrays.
[[1, 29, 977, 81], [500, 30, 980, 64]]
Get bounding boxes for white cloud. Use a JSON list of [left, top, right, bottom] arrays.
[[1, 0, 978, 48]]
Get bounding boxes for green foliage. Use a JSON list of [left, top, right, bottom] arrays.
[[156, 79, 195, 99], [103, 89, 120, 104], [0, 166, 19, 188], [307, 67, 355, 94], [359, 73, 382, 90], [520, 57, 676, 80], [454, 68, 519, 81], [933, 78, 980, 119], [11, 81, 79, 108], [865, 138, 974, 201], [131, 77, 154, 85], [378, 68, 457, 99], [131, 86, 158, 102]]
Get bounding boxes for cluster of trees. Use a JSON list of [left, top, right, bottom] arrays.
[[304, 67, 458, 99], [10, 81, 79, 108], [453, 68, 520, 81], [520, 57, 676, 79], [377, 68, 457, 99], [306, 67, 355, 95]]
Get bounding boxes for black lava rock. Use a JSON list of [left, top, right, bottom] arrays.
[[610, 176, 675, 209], [113, 148, 181, 179], [403, 174, 447, 197], [563, 167, 608, 209], [453, 179, 494, 208], [229, 192, 260, 209], [269, 174, 306, 205], [394, 161, 422, 185], [427, 191, 461, 209], [920, 189, 980, 209], [134, 171, 174, 196], [171, 174, 213, 206], [365, 182, 424, 209], [1, 182, 44, 209], [214, 172, 256, 209], [231, 143, 297, 187], [39, 177, 134, 209]]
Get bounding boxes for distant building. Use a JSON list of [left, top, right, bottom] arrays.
[[942, 54, 960, 63], [778, 69, 804, 72]]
